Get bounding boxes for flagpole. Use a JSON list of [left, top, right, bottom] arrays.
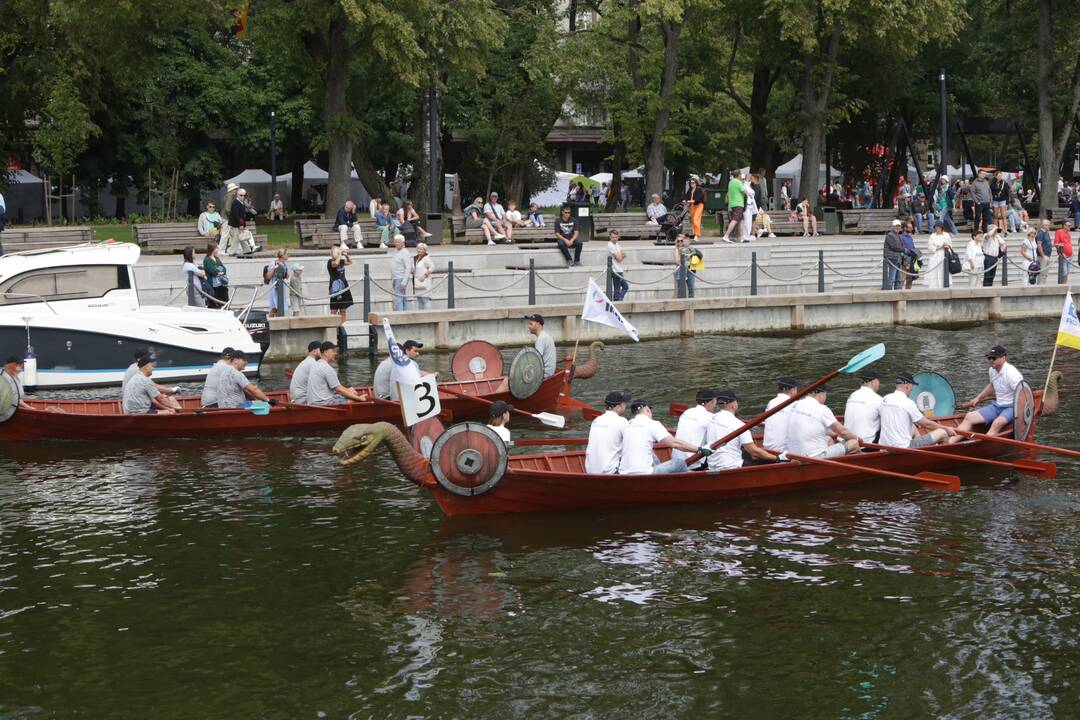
[[1043, 343, 1059, 394]]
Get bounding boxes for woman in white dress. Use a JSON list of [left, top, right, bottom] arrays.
[[964, 230, 982, 288], [924, 221, 952, 289], [742, 175, 758, 242]]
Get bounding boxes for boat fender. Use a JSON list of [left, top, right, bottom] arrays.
[[429, 422, 508, 497], [508, 347, 545, 400], [451, 340, 504, 382], [0, 375, 15, 423], [1012, 381, 1035, 441], [22, 352, 38, 389]]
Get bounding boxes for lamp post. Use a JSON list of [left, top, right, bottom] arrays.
[[938, 70, 947, 182], [270, 109, 278, 202]]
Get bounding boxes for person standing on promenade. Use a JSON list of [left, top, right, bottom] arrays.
[[607, 230, 628, 301], [980, 225, 1006, 287], [971, 170, 993, 234], [722, 169, 745, 244], [925, 222, 953, 290], [412, 242, 434, 310], [389, 234, 412, 312], [686, 177, 706, 240], [883, 219, 905, 290]]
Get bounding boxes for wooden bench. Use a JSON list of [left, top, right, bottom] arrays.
[[294, 217, 383, 248], [0, 226, 93, 253], [837, 208, 898, 233], [593, 212, 656, 240], [462, 225, 554, 245], [133, 222, 267, 254]]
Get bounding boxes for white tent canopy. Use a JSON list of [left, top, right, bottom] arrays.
[[774, 155, 844, 199], [530, 170, 578, 208]]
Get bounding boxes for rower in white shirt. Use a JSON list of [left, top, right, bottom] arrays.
[[843, 369, 883, 444], [786, 384, 860, 458], [585, 391, 632, 474], [619, 400, 711, 475], [705, 389, 779, 471], [486, 400, 513, 444], [878, 372, 955, 448], [954, 344, 1024, 440], [762, 377, 799, 452], [672, 388, 718, 469]]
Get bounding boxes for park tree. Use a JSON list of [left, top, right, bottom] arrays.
[[1036, 0, 1080, 216]]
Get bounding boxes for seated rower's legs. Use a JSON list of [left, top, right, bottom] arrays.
[[911, 429, 950, 447], [653, 457, 688, 474]]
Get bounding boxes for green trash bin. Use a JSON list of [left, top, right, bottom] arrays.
[[818, 206, 839, 235], [568, 202, 594, 241], [705, 187, 726, 213]]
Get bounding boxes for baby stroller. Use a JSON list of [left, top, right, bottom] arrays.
[[653, 201, 688, 245]]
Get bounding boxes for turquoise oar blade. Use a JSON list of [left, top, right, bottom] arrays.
[[839, 343, 885, 374]]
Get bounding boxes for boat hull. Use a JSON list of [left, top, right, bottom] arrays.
[[0, 370, 568, 441]]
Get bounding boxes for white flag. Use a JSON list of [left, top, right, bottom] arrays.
[[382, 318, 421, 388], [581, 277, 639, 341]]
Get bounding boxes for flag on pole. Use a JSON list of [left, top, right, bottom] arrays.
[[383, 318, 421, 385], [1055, 292, 1080, 350], [581, 277, 639, 341]]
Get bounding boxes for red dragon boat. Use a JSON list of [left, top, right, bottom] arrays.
[[331, 372, 1062, 517]]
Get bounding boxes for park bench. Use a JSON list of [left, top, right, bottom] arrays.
[[593, 212, 655, 240], [461, 225, 554, 245], [712, 211, 805, 237], [294, 217, 382, 248], [838, 208, 899, 234], [0, 226, 93, 254], [133, 222, 266, 254]]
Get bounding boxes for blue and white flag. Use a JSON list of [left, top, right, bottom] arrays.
[[383, 318, 421, 386], [581, 277, 639, 341]]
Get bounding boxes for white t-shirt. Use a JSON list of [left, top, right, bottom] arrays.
[[607, 241, 625, 273], [673, 404, 713, 467], [786, 397, 837, 457], [705, 409, 753, 471], [844, 386, 883, 443], [483, 202, 506, 220], [505, 209, 522, 223], [488, 424, 511, 443], [585, 410, 628, 474], [619, 414, 670, 475], [990, 362, 1023, 405], [762, 394, 793, 451], [878, 390, 923, 447]]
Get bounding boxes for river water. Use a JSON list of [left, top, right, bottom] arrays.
[[2, 321, 1079, 718]]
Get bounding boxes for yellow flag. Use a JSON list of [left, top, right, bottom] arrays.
[[1055, 292, 1080, 350]]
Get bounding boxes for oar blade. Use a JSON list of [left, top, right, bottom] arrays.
[[839, 343, 886, 374], [1013, 459, 1057, 479], [914, 471, 961, 492], [533, 412, 566, 429]]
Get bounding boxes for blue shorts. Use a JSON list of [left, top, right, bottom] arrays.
[[977, 402, 1014, 425]]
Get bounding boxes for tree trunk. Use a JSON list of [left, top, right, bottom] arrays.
[[322, 14, 351, 218], [671, 166, 689, 208], [748, 64, 779, 173], [505, 163, 527, 208], [645, 18, 682, 201], [352, 140, 394, 209], [611, 10, 642, 213], [411, 93, 431, 219], [797, 29, 841, 209], [1037, 0, 1055, 218], [290, 159, 304, 211], [606, 140, 625, 212]]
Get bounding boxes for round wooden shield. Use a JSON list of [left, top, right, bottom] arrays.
[[910, 372, 956, 417], [1012, 380, 1035, 441], [429, 422, 508, 497], [451, 341, 504, 382], [509, 347, 545, 400], [409, 417, 446, 460], [0, 375, 14, 423]]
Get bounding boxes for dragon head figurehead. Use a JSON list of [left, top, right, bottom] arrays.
[[569, 341, 605, 381], [1041, 370, 1063, 416], [332, 422, 436, 488]]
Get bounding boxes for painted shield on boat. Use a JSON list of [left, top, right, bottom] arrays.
[[910, 372, 956, 417], [409, 417, 447, 460], [451, 341, 504, 382], [508, 348, 545, 400], [429, 422, 508, 497], [1012, 381, 1035, 441], [0, 376, 14, 423]]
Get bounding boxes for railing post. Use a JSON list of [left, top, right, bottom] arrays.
[[275, 275, 285, 316], [677, 249, 688, 298], [1001, 252, 1008, 286], [943, 254, 950, 289], [447, 260, 456, 309], [1058, 253, 1067, 285], [818, 249, 825, 293], [750, 251, 758, 296], [363, 263, 375, 359], [606, 255, 614, 298], [528, 258, 536, 305], [882, 257, 888, 291]]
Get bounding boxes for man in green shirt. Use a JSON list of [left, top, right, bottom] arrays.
[[722, 169, 746, 243]]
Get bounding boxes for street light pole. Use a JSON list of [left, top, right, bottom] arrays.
[[938, 69, 947, 181], [270, 108, 278, 202]]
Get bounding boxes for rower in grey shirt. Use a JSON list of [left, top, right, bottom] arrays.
[[216, 365, 251, 408], [308, 360, 346, 405], [201, 358, 231, 407], [123, 372, 159, 414], [373, 356, 394, 399], [289, 355, 318, 403], [535, 330, 556, 377], [122, 363, 139, 391]]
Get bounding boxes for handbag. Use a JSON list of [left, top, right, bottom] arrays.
[[946, 247, 962, 274], [211, 273, 229, 288], [330, 278, 346, 296]]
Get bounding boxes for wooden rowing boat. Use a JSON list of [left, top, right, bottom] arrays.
[[0, 370, 569, 441], [331, 390, 1051, 517]]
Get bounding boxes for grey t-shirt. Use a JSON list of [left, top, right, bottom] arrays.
[[201, 360, 229, 406], [122, 363, 139, 391], [123, 372, 159, 413], [216, 365, 250, 408], [373, 357, 394, 399], [534, 330, 556, 377], [289, 355, 318, 403], [971, 178, 992, 204], [307, 361, 342, 404], [390, 249, 412, 281]]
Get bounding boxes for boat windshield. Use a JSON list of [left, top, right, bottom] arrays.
[[0, 265, 131, 306]]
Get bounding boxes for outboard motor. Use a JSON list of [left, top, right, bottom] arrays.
[[242, 309, 270, 350]]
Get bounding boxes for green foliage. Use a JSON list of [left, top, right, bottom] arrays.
[[32, 73, 100, 178]]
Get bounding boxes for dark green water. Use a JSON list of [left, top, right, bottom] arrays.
[[2, 322, 1079, 718]]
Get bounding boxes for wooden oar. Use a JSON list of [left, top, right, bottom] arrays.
[[514, 437, 589, 446], [277, 400, 348, 413], [441, 387, 566, 428], [860, 440, 1057, 478], [786, 452, 961, 491], [953, 429, 1080, 460], [683, 343, 886, 466]]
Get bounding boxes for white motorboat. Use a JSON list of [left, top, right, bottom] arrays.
[[0, 243, 264, 389]]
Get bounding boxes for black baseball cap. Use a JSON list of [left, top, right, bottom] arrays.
[[523, 314, 545, 325], [307, 341, 323, 352], [221, 346, 236, 358], [134, 347, 150, 361], [489, 400, 514, 416], [320, 341, 337, 352], [987, 345, 1007, 359], [604, 390, 631, 407], [137, 354, 157, 367], [811, 384, 831, 393], [402, 340, 424, 350], [896, 372, 916, 384], [858, 369, 879, 382], [230, 349, 247, 361], [695, 388, 716, 404], [4, 356, 24, 366], [714, 388, 738, 403], [630, 399, 651, 413], [777, 377, 799, 390]]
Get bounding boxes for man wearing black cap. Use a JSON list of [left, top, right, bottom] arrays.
[[201, 346, 237, 407], [619, 400, 712, 475], [2, 356, 30, 415], [585, 391, 631, 474], [373, 340, 429, 401], [673, 389, 718, 470], [307, 342, 369, 404], [217, 350, 272, 408], [879, 373, 955, 447], [288, 341, 323, 404], [843, 369, 883, 444], [123, 355, 176, 414], [122, 350, 181, 409], [487, 400, 513, 444], [954, 345, 1024, 439], [762, 378, 799, 452], [524, 314, 556, 377], [787, 385, 859, 458], [705, 389, 779, 470]]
